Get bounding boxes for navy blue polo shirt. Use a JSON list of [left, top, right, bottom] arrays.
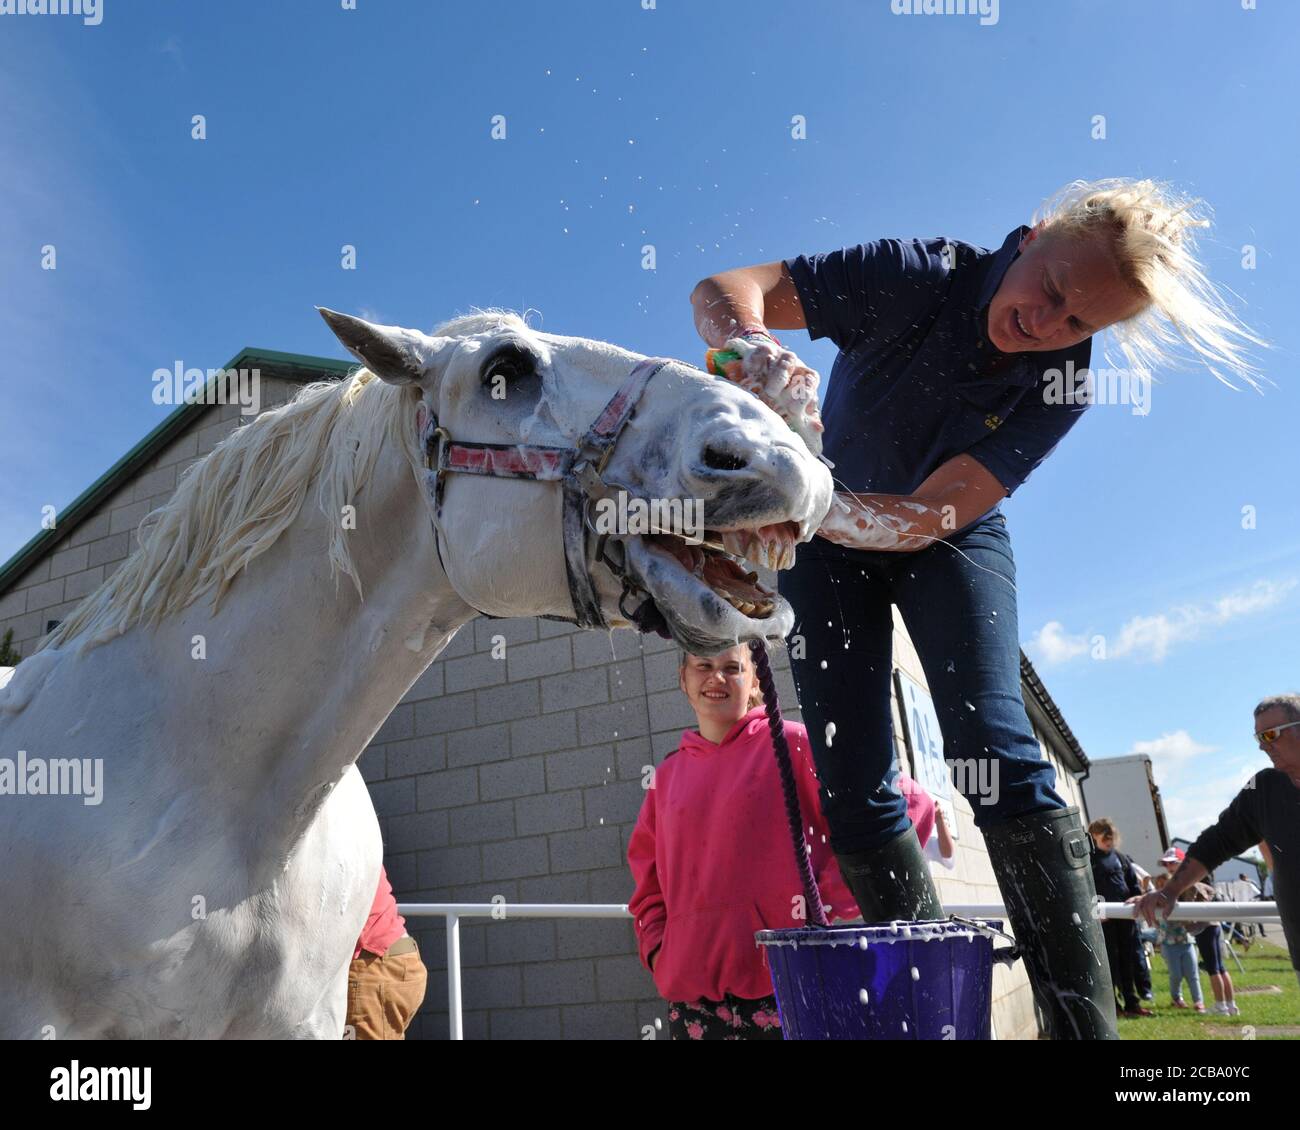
[[784, 226, 1092, 509]]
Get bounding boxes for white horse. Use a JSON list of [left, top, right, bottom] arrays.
[[0, 309, 831, 1038]]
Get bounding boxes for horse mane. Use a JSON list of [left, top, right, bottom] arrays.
[[43, 309, 530, 652]]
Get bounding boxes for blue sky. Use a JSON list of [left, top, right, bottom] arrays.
[[1, 0, 1296, 840]]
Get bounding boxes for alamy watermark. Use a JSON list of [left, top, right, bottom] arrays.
[[153, 362, 261, 416], [890, 0, 999, 26], [1041, 360, 1152, 416], [0, 0, 103, 25], [947, 757, 999, 806], [0, 751, 103, 806], [591, 490, 704, 544]]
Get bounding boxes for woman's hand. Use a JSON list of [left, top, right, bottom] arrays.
[[715, 334, 825, 457]]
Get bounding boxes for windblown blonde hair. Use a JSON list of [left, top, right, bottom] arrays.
[[44, 310, 528, 652], [1033, 178, 1268, 389]]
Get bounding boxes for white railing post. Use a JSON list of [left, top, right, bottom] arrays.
[[446, 913, 463, 1041]]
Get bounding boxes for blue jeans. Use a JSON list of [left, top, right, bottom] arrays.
[[1163, 941, 1203, 1005], [777, 511, 1065, 855]]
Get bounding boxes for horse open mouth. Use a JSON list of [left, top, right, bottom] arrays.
[[642, 523, 798, 619], [616, 516, 804, 652]]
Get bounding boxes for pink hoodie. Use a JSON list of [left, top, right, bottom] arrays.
[[628, 708, 941, 1002], [627, 707, 864, 1003]]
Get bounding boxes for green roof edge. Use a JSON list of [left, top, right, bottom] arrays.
[[0, 348, 356, 596]]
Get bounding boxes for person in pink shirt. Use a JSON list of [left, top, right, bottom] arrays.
[[345, 865, 427, 1039], [628, 645, 941, 1040]]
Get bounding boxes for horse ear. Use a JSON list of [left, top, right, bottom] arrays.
[[317, 307, 446, 386]]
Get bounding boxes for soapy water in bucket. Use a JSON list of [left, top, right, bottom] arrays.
[[756, 919, 1011, 1040]]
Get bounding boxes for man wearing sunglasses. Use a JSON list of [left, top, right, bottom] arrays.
[[1134, 694, 1300, 990]]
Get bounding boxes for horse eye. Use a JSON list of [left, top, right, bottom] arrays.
[[482, 345, 537, 384]]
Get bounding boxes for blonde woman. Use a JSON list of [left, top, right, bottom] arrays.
[[691, 179, 1265, 1041]]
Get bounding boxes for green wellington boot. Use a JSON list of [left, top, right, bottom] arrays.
[[982, 806, 1119, 1040], [835, 826, 945, 923]]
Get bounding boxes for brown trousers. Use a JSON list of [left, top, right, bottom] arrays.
[[344, 937, 428, 1040]]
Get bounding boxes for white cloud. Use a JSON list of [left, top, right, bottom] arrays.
[[1027, 578, 1295, 666], [1026, 620, 1090, 664], [1115, 730, 1266, 843], [1129, 729, 1216, 764]]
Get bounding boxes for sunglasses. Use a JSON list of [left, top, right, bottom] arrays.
[[1255, 719, 1300, 745]]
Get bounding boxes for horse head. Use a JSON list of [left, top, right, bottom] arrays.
[[320, 308, 832, 656]]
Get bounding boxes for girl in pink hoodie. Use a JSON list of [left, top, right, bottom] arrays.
[[627, 645, 943, 1040]]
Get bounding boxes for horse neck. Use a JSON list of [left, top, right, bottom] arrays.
[[138, 439, 476, 861]]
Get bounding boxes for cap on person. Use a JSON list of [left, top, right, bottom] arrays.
[[1159, 847, 1185, 865]]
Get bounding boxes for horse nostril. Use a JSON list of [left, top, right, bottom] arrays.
[[701, 445, 748, 472]]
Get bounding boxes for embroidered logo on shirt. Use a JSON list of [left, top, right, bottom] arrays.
[[984, 414, 1003, 430]]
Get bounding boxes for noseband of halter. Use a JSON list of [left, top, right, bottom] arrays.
[[417, 357, 674, 635]]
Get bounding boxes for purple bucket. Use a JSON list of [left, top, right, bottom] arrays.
[[755, 919, 1014, 1040]]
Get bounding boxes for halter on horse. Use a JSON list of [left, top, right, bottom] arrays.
[[417, 357, 676, 637]]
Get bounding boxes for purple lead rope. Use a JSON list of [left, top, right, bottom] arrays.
[[748, 638, 830, 928]]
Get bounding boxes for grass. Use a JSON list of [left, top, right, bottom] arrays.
[[1117, 933, 1298, 1040]]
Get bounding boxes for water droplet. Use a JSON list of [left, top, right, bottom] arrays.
[[858, 988, 870, 1005], [910, 966, 920, 981], [825, 722, 836, 746], [819, 659, 828, 669]]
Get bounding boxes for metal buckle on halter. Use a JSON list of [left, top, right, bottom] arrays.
[[422, 421, 451, 514]]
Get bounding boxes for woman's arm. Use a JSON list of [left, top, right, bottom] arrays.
[[817, 454, 1009, 552], [691, 262, 825, 455], [690, 261, 807, 347]]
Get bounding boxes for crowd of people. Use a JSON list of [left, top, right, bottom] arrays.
[[627, 664, 1296, 1039]]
